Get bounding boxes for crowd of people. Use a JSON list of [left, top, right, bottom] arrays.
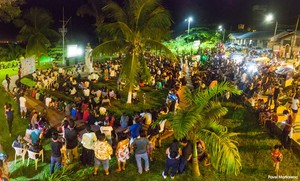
[[2, 49, 298, 178]]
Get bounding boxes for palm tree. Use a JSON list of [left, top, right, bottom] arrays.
[[6, 43, 25, 61], [170, 82, 242, 176], [93, 0, 175, 103], [76, 0, 107, 42], [0, 0, 23, 22], [14, 7, 59, 66]]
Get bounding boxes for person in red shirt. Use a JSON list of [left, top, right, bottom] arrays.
[[271, 144, 283, 176]]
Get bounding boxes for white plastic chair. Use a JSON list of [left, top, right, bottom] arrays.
[[12, 144, 27, 164], [27, 149, 44, 170]]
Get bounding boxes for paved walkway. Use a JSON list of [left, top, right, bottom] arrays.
[[2, 75, 66, 128]]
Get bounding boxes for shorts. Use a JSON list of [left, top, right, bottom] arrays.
[[94, 157, 109, 169], [292, 109, 298, 113], [20, 106, 27, 113]]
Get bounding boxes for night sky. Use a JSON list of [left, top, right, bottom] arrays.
[[0, 0, 299, 42]]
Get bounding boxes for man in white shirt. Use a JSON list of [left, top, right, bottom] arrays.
[[19, 94, 27, 119], [81, 125, 97, 166], [83, 88, 90, 97], [70, 87, 77, 95], [144, 110, 152, 125], [45, 96, 52, 107]]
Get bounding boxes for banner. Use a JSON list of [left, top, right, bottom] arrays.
[[21, 58, 35, 76]]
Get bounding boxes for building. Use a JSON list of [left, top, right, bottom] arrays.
[[267, 31, 300, 58], [228, 31, 274, 48]]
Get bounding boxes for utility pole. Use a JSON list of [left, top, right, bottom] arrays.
[[274, 21, 278, 37], [59, 8, 71, 66], [291, 15, 299, 59]]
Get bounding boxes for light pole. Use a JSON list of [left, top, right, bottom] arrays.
[[265, 13, 278, 37], [218, 25, 225, 42], [59, 8, 71, 66], [185, 17, 193, 34]]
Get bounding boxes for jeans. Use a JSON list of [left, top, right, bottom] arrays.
[[135, 152, 149, 174], [267, 95, 273, 106], [178, 158, 188, 174], [50, 156, 62, 175], [281, 129, 291, 149], [6, 118, 13, 134], [163, 157, 179, 177]]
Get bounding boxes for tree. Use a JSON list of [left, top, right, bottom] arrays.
[[93, 0, 175, 103], [169, 82, 242, 176], [0, 0, 23, 22], [77, 0, 107, 27], [164, 27, 222, 55], [76, 0, 107, 42], [14, 7, 60, 66]]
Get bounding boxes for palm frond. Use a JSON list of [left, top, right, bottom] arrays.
[[201, 121, 242, 175], [203, 101, 228, 123], [26, 33, 49, 57], [182, 87, 195, 106], [205, 82, 242, 100], [92, 40, 126, 56], [143, 6, 172, 31], [102, 22, 133, 41], [221, 102, 244, 109], [192, 82, 241, 108], [144, 39, 177, 61], [170, 109, 202, 140], [102, 0, 127, 23]]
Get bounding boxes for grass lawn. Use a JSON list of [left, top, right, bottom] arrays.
[[1, 66, 300, 180]]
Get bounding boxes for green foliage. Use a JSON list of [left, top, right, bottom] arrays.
[[0, 0, 23, 22], [164, 27, 222, 55], [169, 82, 242, 175], [201, 121, 242, 175], [49, 163, 87, 181], [0, 68, 298, 180], [14, 7, 60, 64], [48, 45, 63, 61], [20, 77, 36, 87], [93, 0, 175, 102], [0, 44, 24, 62], [0, 60, 19, 69]]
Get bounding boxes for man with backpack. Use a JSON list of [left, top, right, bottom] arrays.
[[162, 139, 182, 179]]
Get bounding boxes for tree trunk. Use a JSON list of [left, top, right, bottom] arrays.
[[192, 141, 200, 176], [127, 84, 132, 104]]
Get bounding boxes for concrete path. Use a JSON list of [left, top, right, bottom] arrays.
[[2, 75, 67, 129], [2, 75, 19, 92]]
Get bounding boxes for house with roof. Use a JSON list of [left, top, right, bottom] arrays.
[[228, 31, 274, 48], [267, 31, 300, 58]]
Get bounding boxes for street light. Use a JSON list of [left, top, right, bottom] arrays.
[[185, 17, 193, 34], [265, 13, 278, 37], [218, 25, 225, 42]]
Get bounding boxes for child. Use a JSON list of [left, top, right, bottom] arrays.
[[271, 145, 283, 176]]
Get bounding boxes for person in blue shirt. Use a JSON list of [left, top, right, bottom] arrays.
[[124, 115, 142, 143], [31, 124, 41, 145]]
